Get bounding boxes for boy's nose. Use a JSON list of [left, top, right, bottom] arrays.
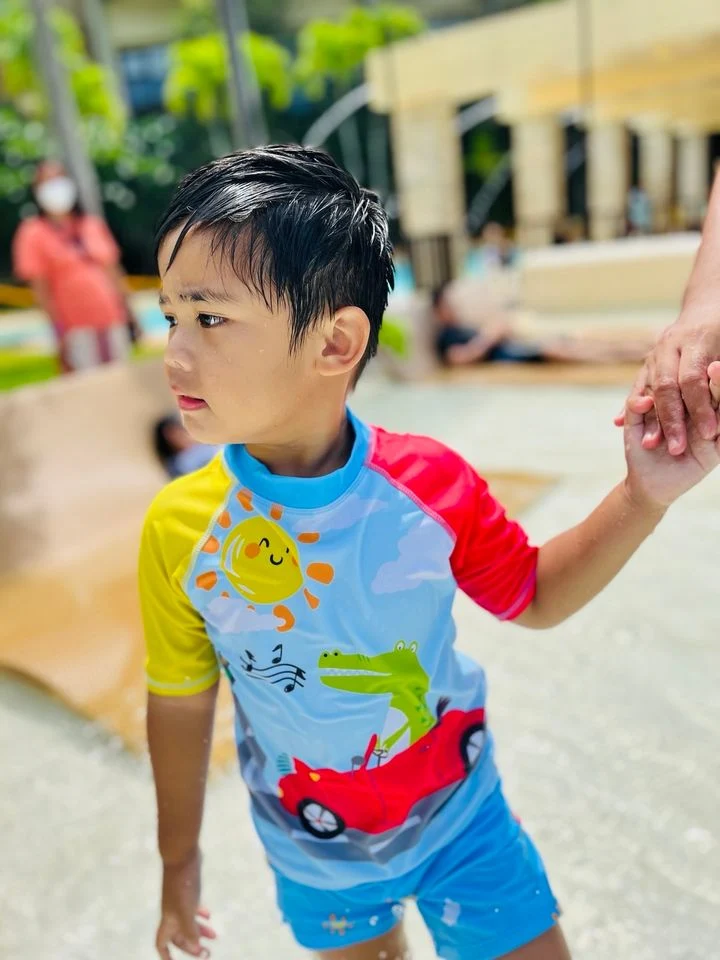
[[165, 353, 191, 372], [164, 339, 194, 373]]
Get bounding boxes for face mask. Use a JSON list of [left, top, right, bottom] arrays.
[[35, 177, 78, 215]]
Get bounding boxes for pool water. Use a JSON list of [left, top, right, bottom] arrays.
[[140, 306, 169, 338]]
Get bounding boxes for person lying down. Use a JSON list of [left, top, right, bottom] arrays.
[[432, 284, 655, 368]]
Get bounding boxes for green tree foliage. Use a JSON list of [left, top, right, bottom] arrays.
[[295, 5, 425, 100], [0, 0, 191, 274], [177, 0, 290, 38], [165, 0, 293, 126], [293, 6, 425, 187], [0, 0, 124, 135], [164, 30, 293, 124], [0, 0, 182, 201], [465, 129, 504, 179]]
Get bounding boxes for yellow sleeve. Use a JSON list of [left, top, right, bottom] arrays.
[[139, 494, 220, 697]]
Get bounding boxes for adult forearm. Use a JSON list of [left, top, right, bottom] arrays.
[[518, 483, 665, 629], [147, 685, 218, 865], [682, 170, 720, 313]]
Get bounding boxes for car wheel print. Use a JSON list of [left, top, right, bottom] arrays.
[[459, 722, 486, 773], [297, 799, 346, 839]]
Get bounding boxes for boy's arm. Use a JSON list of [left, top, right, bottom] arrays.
[[513, 483, 664, 630], [149, 686, 218, 958], [516, 395, 720, 629], [139, 497, 222, 958], [445, 393, 718, 631], [147, 684, 218, 867]]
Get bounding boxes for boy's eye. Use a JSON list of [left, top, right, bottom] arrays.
[[198, 313, 227, 328], [163, 314, 177, 328]]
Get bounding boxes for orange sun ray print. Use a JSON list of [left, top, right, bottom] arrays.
[[195, 489, 334, 633]]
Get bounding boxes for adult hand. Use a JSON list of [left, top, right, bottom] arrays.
[[623, 361, 720, 512], [615, 312, 720, 455], [615, 171, 720, 455]]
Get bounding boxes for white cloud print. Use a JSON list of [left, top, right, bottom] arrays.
[[304, 493, 388, 534], [372, 518, 451, 595], [206, 598, 280, 634]]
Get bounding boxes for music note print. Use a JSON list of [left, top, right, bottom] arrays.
[[240, 644, 306, 694]]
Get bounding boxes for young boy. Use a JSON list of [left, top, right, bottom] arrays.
[[141, 145, 720, 960]]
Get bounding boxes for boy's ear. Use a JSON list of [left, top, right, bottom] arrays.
[[317, 307, 369, 377]]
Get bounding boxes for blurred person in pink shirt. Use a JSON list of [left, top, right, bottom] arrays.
[[12, 160, 139, 373]]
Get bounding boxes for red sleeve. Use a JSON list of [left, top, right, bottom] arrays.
[[12, 219, 49, 282], [369, 428, 538, 620]]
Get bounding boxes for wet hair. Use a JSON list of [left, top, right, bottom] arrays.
[[155, 144, 395, 378], [153, 414, 182, 466]]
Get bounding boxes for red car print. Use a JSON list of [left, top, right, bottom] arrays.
[[277, 707, 486, 839]]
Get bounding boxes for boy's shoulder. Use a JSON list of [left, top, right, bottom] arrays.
[[144, 451, 232, 532], [368, 426, 486, 529], [370, 424, 476, 483]]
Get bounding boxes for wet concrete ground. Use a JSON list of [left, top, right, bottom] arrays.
[[2, 378, 719, 960]]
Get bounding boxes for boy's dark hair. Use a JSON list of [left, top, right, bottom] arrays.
[[155, 144, 395, 378]]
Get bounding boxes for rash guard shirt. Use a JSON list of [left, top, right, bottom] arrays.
[[140, 411, 538, 889]]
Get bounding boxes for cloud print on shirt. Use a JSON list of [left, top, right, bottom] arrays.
[[301, 494, 388, 534], [372, 518, 451, 594], [206, 598, 280, 634]]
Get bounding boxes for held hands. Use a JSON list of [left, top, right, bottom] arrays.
[[622, 362, 720, 511], [156, 850, 216, 959], [616, 312, 720, 455]]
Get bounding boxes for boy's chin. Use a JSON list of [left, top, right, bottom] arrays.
[[180, 414, 226, 446]]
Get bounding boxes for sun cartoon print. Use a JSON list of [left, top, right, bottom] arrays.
[[194, 488, 334, 632]]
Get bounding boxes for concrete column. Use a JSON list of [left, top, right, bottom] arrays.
[[391, 102, 466, 288], [676, 130, 709, 228], [587, 122, 629, 241], [511, 117, 564, 247], [639, 127, 674, 232]]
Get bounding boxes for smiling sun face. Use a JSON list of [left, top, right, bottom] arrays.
[[194, 490, 334, 629], [222, 515, 304, 603]]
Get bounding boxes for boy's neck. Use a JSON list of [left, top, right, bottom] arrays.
[[244, 408, 354, 479]]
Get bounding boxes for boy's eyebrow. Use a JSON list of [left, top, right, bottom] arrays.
[[158, 287, 235, 306]]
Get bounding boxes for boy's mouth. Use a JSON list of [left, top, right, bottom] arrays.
[[176, 394, 208, 411]]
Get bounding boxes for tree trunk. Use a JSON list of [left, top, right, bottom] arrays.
[[335, 82, 365, 184], [367, 110, 389, 200], [214, 0, 267, 149], [208, 119, 232, 159], [78, 0, 130, 113], [30, 0, 104, 216], [338, 116, 365, 184]]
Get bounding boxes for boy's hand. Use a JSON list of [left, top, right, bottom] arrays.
[[623, 364, 720, 510], [156, 850, 216, 959]]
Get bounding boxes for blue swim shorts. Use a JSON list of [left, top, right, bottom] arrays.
[[273, 783, 561, 959]]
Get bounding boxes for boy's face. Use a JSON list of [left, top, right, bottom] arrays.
[[158, 228, 324, 446]]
